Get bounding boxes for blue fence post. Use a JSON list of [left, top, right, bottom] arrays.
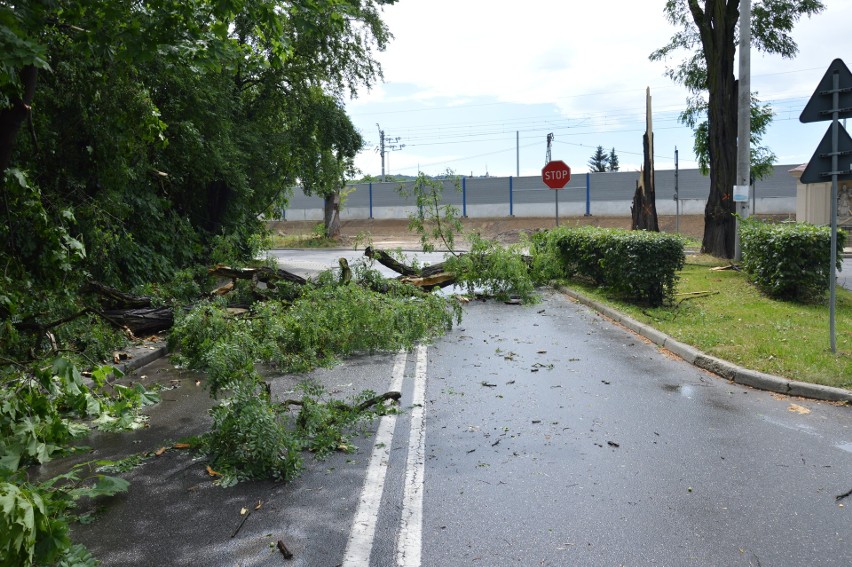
[[509, 176, 514, 217], [462, 177, 467, 218], [369, 182, 373, 219], [585, 172, 591, 216]]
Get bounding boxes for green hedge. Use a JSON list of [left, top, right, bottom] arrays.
[[740, 220, 847, 301], [532, 226, 685, 306]]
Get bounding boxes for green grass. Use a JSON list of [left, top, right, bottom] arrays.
[[269, 233, 340, 249], [563, 254, 852, 389]]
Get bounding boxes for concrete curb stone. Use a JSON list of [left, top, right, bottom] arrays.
[[111, 339, 169, 376], [558, 286, 852, 403]]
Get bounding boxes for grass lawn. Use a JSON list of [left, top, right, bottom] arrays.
[[563, 254, 852, 390], [269, 233, 341, 249]]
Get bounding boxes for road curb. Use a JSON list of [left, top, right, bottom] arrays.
[[558, 286, 852, 403], [112, 340, 169, 376]]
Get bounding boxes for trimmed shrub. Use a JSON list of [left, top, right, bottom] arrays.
[[740, 219, 847, 301], [532, 226, 685, 306]]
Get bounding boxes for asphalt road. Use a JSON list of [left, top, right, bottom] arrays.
[[66, 251, 851, 566]]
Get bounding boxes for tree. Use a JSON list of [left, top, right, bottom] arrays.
[[681, 93, 777, 182], [292, 88, 364, 238], [607, 147, 620, 171], [588, 145, 608, 172], [650, 0, 824, 258], [0, 0, 396, 287]]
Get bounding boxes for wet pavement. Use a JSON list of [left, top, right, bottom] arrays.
[[56, 285, 852, 566]]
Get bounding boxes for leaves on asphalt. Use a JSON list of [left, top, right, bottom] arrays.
[[788, 404, 811, 415]]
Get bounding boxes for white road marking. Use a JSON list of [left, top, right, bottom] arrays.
[[396, 344, 428, 567], [341, 350, 408, 567]]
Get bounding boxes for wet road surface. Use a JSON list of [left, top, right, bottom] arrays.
[[65, 252, 851, 566]]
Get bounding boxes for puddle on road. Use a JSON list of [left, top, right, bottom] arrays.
[[661, 383, 696, 399]]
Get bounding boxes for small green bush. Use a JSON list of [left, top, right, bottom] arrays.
[[740, 219, 847, 301], [533, 226, 685, 306]]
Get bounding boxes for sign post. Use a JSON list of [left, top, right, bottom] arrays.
[[542, 160, 571, 227], [800, 58, 852, 353]]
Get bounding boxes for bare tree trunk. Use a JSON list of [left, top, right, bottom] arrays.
[[324, 191, 341, 238], [631, 88, 659, 231]]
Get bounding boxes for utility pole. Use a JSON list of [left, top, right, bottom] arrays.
[[734, 0, 752, 260], [516, 131, 520, 177], [376, 123, 405, 182], [545, 132, 553, 164]]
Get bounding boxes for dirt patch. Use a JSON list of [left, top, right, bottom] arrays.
[[268, 215, 708, 248]]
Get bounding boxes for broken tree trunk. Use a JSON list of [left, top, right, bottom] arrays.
[[101, 307, 174, 336], [364, 247, 458, 288], [364, 246, 420, 276], [631, 87, 659, 232], [208, 264, 307, 286]]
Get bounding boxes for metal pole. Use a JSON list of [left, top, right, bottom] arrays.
[[734, 0, 752, 261], [462, 177, 467, 218], [585, 172, 591, 216], [829, 71, 839, 353], [369, 182, 373, 219], [509, 176, 514, 217], [675, 147, 680, 234], [516, 131, 520, 177], [377, 124, 386, 182], [555, 187, 559, 227]]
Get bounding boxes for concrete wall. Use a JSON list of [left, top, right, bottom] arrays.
[[278, 164, 800, 221]]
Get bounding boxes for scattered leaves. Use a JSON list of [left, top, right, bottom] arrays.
[[788, 404, 811, 415]]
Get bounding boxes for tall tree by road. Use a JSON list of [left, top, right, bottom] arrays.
[[650, 0, 823, 258], [608, 147, 620, 171], [588, 145, 608, 172]]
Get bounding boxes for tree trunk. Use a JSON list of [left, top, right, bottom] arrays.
[[631, 132, 659, 231], [324, 191, 341, 238], [693, 0, 740, 259], [0, 65, 38, 176]]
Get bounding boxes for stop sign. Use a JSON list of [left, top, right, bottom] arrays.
[[542, 160, 571, 189]]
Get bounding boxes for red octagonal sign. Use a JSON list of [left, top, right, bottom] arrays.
[[542, 160, 571, 189]]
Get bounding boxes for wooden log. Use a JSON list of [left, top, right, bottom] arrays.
[[399, 273, 457, 289], [364, 246, 419, 276], [208, 264, 307, 286], [101, 307, 174, 335]]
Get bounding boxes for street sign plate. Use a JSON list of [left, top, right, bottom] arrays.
[[800, 123, 852, 184], [800, 58, 852, 123], [542, 160, 571, 189]]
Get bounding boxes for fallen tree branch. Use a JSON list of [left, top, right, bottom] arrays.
[[364, 247, 458, 288], [355, 390, 402, 411], [231, 510, 251, 538], [276, 539, 294, 560], [279, 391, 401, 413], [208, 264, 307, 286], [83, 281, 152, 308], [364, 246, 420, 276]]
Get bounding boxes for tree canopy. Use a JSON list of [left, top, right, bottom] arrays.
[[650, 0, 823, 257], [0, 0, 395, 322]]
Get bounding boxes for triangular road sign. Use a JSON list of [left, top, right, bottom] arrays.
[[800, 58, 852, 123], [800, 123, 852, 184]]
